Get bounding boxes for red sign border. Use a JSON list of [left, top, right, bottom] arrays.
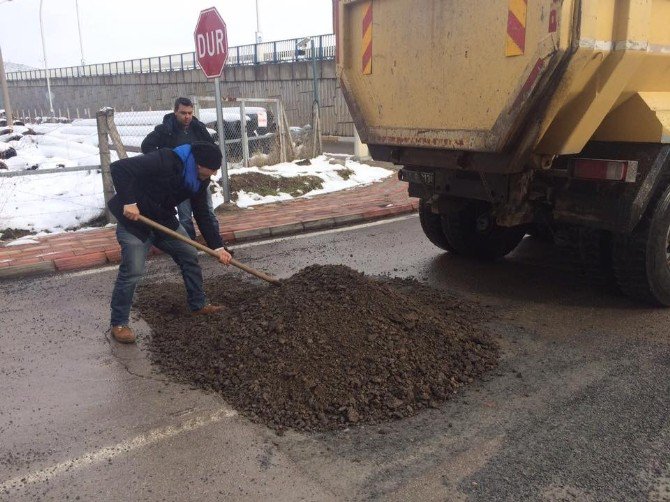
[[194, 7, 229, 79]]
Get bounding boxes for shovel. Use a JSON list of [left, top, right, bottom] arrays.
[[137, 214, 280, 286]]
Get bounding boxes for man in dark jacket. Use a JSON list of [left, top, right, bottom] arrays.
[[108, 141, 232, 344], [141, 97, 220, 241]]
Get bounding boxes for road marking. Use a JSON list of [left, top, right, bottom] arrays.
[[66, 214, 418, 278], [0, 408, 237, 492], [233, 214, 417, 250], [68, 264, 119, 277]]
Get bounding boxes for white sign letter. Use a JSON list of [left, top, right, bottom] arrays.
[[197, 34, 206, 58], [206, 31, 215, 56], [215, 29, 225, 54]]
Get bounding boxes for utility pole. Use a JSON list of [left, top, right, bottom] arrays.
[[0, 46, 13, 130], [39, 0, 54, 116], [255, 0, 262, 43], [310, 38, 319, 106], [75, 0, 85, 65]]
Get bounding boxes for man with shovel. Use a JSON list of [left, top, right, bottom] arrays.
[[107, 141, 232, 344]]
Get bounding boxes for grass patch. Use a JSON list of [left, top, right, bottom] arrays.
[[64, 212, 108, 231], [0, 228, 33, 241], [229, 172, 323, 201], [337, 168, 355, 180]]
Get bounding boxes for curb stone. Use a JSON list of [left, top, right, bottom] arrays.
[[0, 191, 416, 280], [0, 261, 56, 280]]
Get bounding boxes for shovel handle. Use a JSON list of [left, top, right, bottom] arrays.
[[136, 214, 280, 286]]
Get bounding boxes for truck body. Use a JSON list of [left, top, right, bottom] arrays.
[[335, 0, 670, 305]]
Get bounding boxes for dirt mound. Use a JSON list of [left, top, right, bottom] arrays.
[[137, 265, 499, 432]]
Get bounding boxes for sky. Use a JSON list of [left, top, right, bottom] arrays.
[[0, 0, 333, 68]]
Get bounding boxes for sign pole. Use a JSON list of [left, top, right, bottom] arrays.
[[0, 46, 14, 131], [214, 77, 230, 203], [194, 6, 229, 203]]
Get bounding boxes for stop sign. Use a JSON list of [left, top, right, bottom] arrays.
[[194, 7, 228, 79]]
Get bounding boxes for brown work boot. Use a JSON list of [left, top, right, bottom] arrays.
[[193, 304, 225, 315], [111, 325, 136, 344]]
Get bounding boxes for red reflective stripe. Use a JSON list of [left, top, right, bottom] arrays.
[[507, 10, 526, 53], [549, 8, 558, 33], [362, 2, 373, 74], [362, 44, 372, 71], [512, 58, 545, 108], [362, 4, 373, 34]]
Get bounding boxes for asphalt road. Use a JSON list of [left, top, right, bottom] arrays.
[[1, 215, 669, 501]]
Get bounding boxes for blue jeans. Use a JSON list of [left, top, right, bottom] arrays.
[[110, 222, 208, 326], [177, 189, 217, 240]]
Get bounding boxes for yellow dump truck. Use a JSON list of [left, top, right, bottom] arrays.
[[335, 0, 670, 305]]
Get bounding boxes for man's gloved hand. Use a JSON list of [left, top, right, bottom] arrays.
[[214, 247, 232, 265], [123, 203, 140, 221]]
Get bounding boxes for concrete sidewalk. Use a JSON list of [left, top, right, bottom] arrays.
[[0, 175, 417, 279]]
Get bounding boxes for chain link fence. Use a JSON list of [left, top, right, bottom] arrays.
[[0, 95, 324, 235], [191, 96, 297, 168]]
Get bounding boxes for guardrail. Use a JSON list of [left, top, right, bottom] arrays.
[[6, 34, 335, 82]]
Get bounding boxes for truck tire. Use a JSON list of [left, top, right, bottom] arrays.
[[612, 184, 670, 306], [418, 199, 454, 252], [441, 200, 525, 260]]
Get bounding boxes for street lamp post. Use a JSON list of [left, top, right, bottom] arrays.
[[0, 45, 14, 130], [0, 1, 12, 128], [297, 37, 322, 156], [297, 37, 320, 106], [39, 0, 54, 117], [309, 38, 319, 106], [255, 0, 262, 43], [75, 0, 85, 65]]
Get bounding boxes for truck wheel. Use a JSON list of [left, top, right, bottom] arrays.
[[612, 184, 670, 306], [441, 200, 525, 260], [418, 199, 454, 252]]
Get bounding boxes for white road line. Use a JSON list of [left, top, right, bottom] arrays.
[[66, 214, 417, 278], [0, 408, 237, 491], [68, 264, 119, 277], [232, 214, 417, 250]]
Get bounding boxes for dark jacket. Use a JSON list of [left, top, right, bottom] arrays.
[[140, 113, 215, 153], [107, 149, 224, 249]]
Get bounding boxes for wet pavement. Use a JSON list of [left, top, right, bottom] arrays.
[[1, 216, 669, 501]]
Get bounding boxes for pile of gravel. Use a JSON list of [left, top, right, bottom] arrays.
[[137, 265, 499, 432]]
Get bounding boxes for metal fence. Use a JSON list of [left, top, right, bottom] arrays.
[[0, 102, 297, 227], [190, 96, 296, 169], [6, 34, 335, 82]]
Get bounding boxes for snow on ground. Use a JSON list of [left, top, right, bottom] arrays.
[[0, 113, 392, 238], [0, 169, 106, 236], [227, 156, 392, 208]]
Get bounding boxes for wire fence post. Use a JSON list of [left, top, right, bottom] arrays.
[[276, 100, 286, 163], [214, 79, 230, 203], [105, 109, 128, 159], [240, 100, 250, 167], [97, 109, 116, 224], [311, 101, 322, 158]]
